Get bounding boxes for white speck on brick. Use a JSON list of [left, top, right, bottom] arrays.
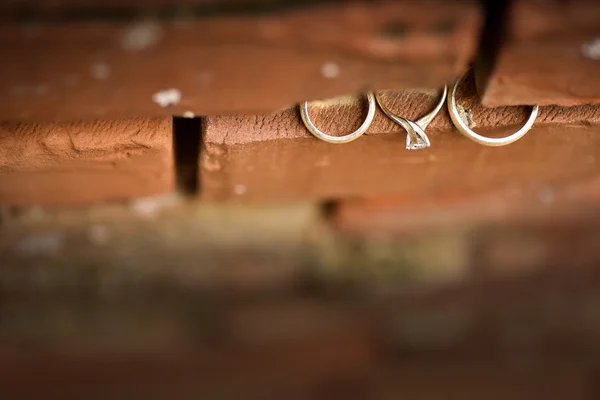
[[183, 111, 195, 118], [64, 74, 80, 87], [581, 38, 600, 60], [321, 62, 340, 79], [457, 105, 475, 128], [197, 71, 214, 86], [315, 157, 330, 167], [234, 184, 247, 195], [537, 186, 555, 204], [16, 232, 63, 257], [131, 192, 181, 218], [36, 85, 47, 95], [22, 206, 45, 221], [88, 225, 110, 246], [152, 88, 181, 107], [10, 86, 27, 96], [121, 20, 163, 51], [201, 153, 222, 172], [91, 63, 111, 80]]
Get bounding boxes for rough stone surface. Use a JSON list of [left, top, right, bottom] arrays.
[[0, 117, 174, 206], [477, 0, 600, 107]]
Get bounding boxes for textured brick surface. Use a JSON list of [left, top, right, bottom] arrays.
[[0, 0, 481, 121], [203, 71, 600, 147], [201, 94, 600, 202], [0, 117, 174, 206]]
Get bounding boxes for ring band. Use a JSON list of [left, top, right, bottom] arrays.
[[300, 92, 376, 144], [448, 73, 539, 147]]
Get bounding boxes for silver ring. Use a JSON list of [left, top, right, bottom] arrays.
[[447, 72, 539, 147], [300, 92, 376, 144]]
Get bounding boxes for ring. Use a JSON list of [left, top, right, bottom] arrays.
[[447, 72, 539, 147], [300, 92, 376, 144], [375, 86, 447, 150]]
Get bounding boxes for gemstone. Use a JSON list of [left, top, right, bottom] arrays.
[[406, 133, 429, 150]]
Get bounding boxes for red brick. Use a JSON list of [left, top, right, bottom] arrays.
[[201, 72, 600, 202], [0, 117, 174, 206], [0, 0, 481, 121], [372, 359, 591, 400], [331, 173, 600, 238], [477, 0, 600, 107]]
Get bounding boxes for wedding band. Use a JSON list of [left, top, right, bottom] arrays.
[[300, 92, 376, 144], [448, 72, 539, 147]]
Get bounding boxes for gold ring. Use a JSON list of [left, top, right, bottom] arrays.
[[447, 72, 539, 147], [300, 92, 376, 144], [375, 86, 447, 150]]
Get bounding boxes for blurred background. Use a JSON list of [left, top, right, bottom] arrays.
[[1, 0, 600, 398]]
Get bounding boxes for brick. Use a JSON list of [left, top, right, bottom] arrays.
[[3, 218, 600, 398], [0, 298, 375, 399], [371, 359, 591, 400], [331, 173, 600, 238], [472, 218, 600, 274], [0, 342, 373, 399], [0, 117, 173, 206], [369, 257, 600, 367], [477, 0, 600, 107], [0, 0, 481, 121], [202, 124, 600, 203], [203, 77, 600, 147], [201, 72, 600, 202], [0, 203, 325, 294]]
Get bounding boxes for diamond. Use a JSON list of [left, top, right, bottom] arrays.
[[406, 133, 429, 150]]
